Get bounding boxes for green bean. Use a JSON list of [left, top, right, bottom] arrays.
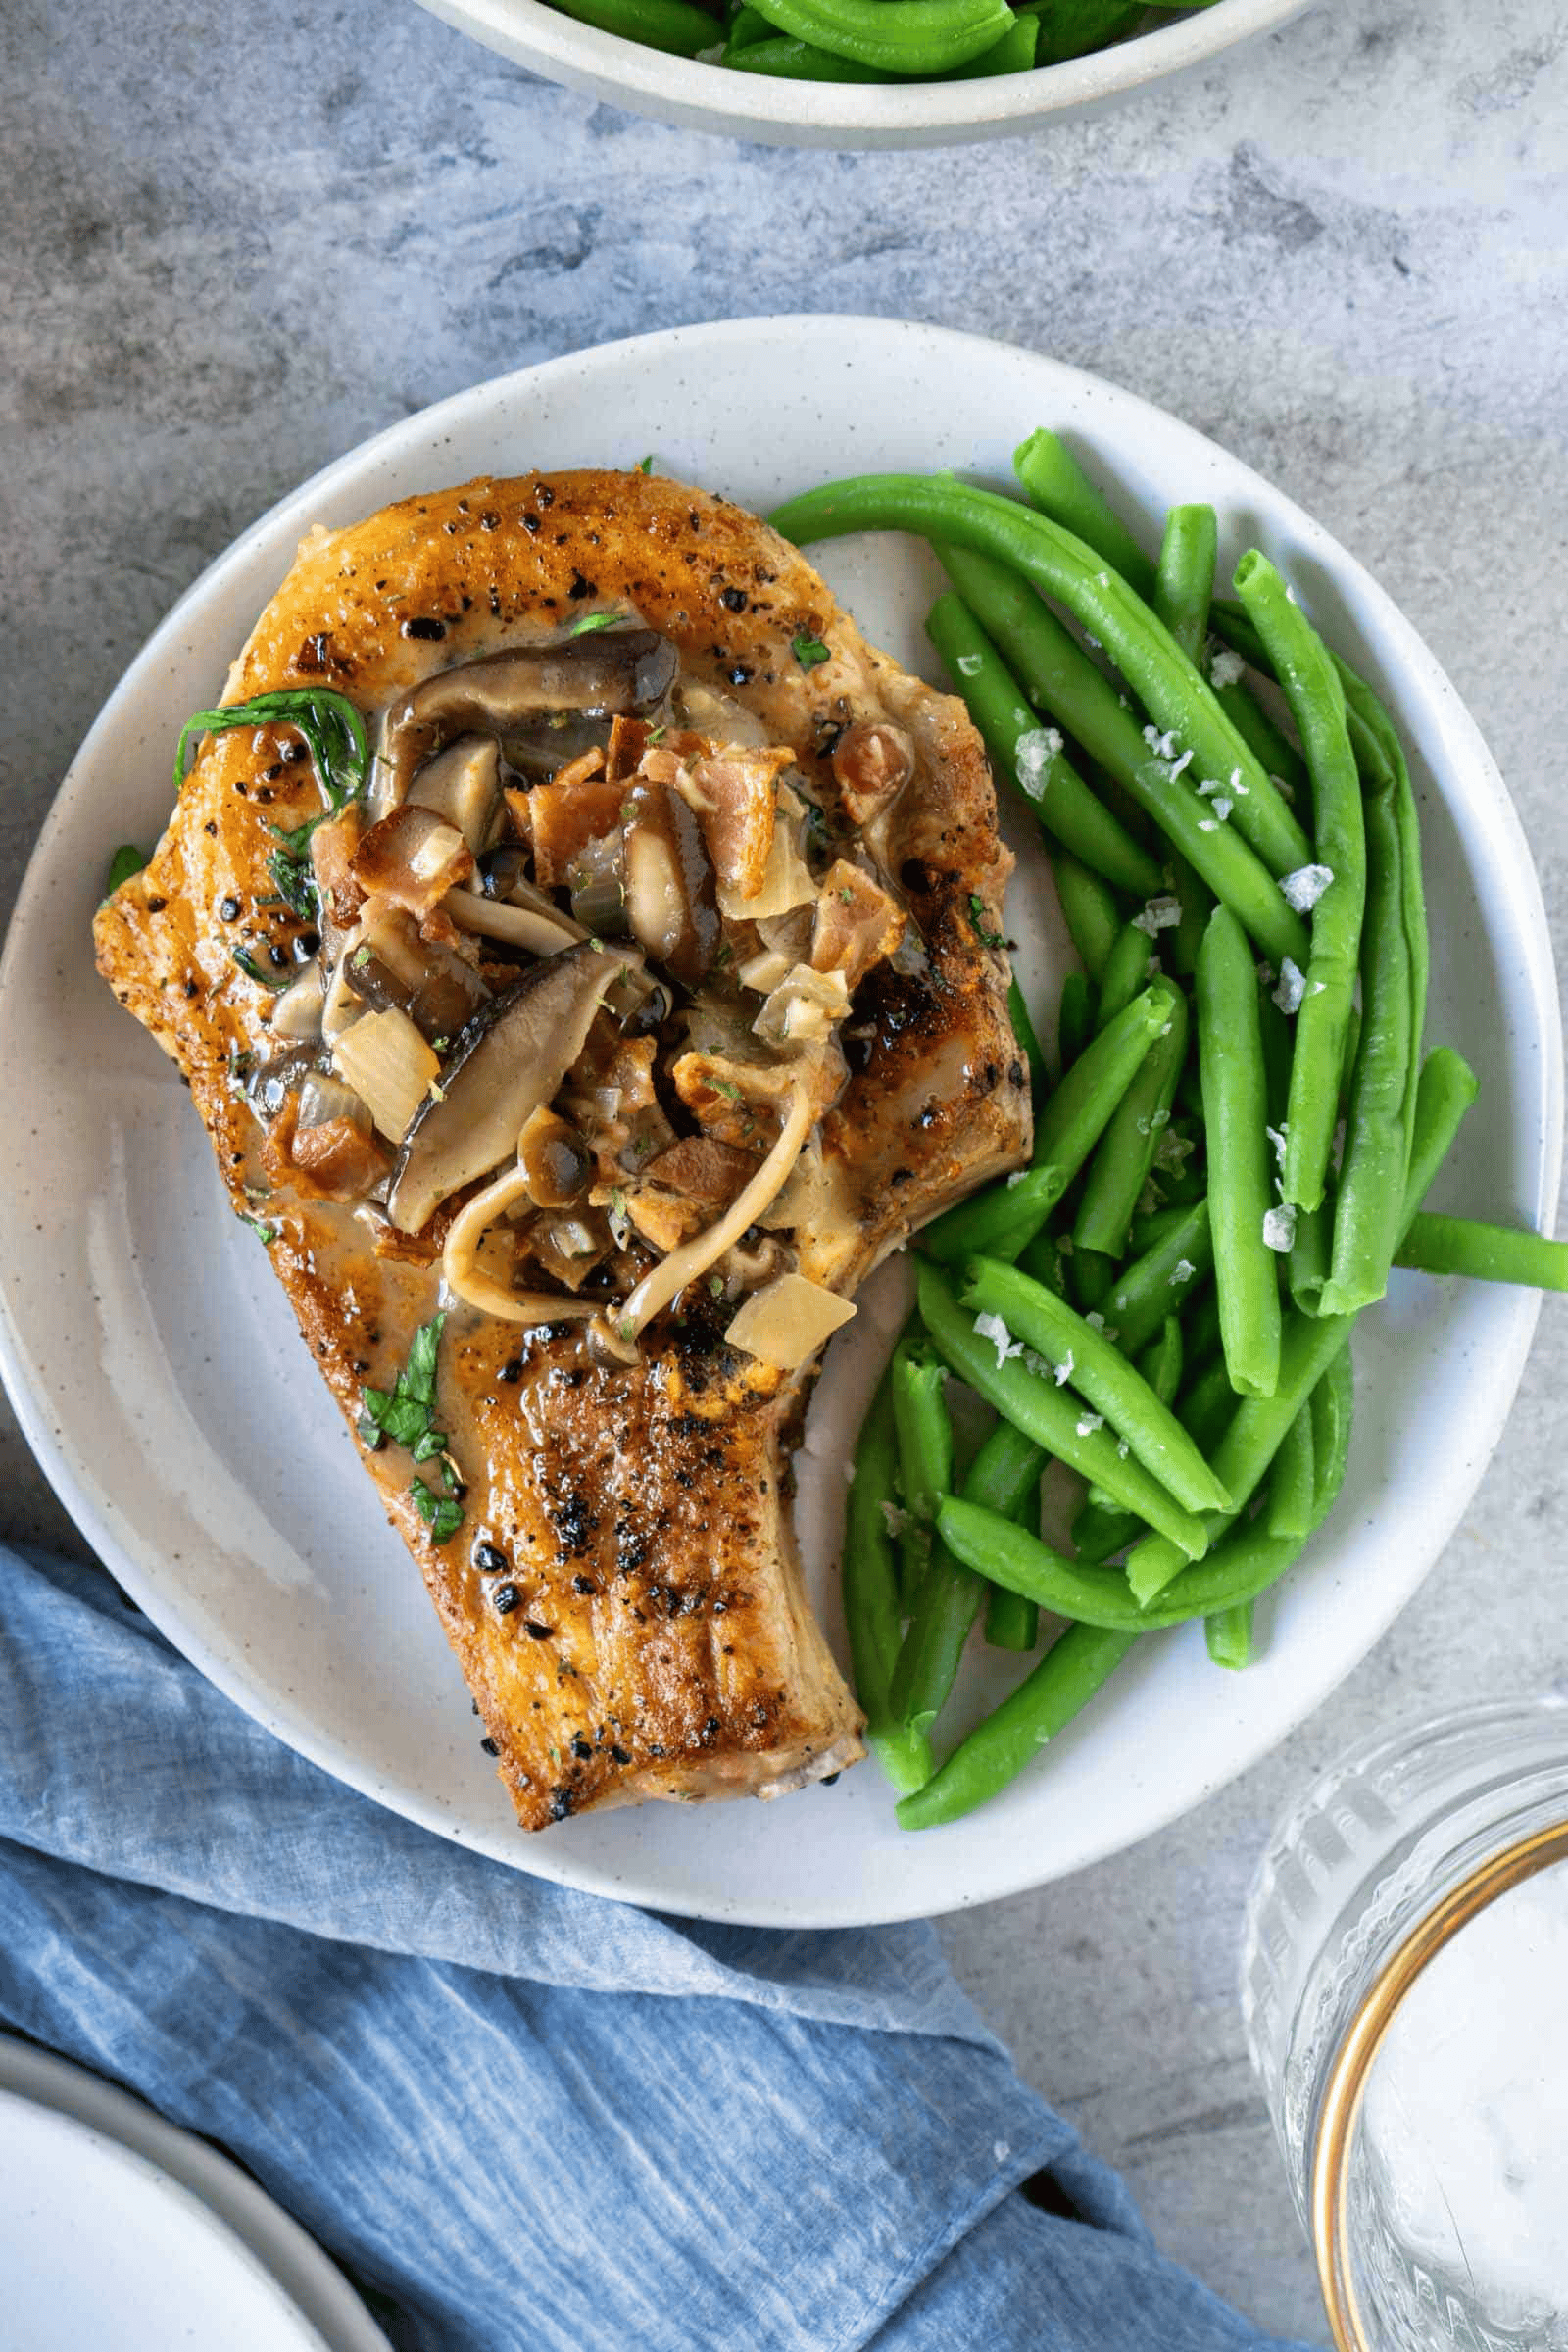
[[1289, 1200, 1332, 1314], [1017, 1229, 1069, 1298], [1233, 553, 1366, 1214], [1320, 765, 1414, 1314], [962, 1257, 1233, 1514], [842, 1378, 934, 1794], [1400, 1048, 1479, 1214], [1197, 905, 1283, 1397], [1182, 1287, 1225, 1374], [1096, 919, 1157, 1028], [1308, 1348, 1353, 1525], [1205, 1606, 1253, 1671], [942, 1495, 1304, 1630], [1051, 850, 1124, 984], [1396, 1214, 1568, 1291], [1030, 0, 1144, 65], [1141, 1315, 1185, 1406], [891, 1336, 953, 1607], [896, 1622, 1136, 1831], [724, 34, 898, 73], [1127, 1044, 1477, 1603], [1012, 429, 1157, 600], [946, 10, 1038, 69], [889, 1413, 1042, 1735], [925, 544, 1310, 965], [1178, 1351, 1236, 1452], [1057, 969, 1093, 1069], [1265, 1402, 1316, 1539], [1075, 976, 1189, 1257], [1008, 977, 1046, 1101], [1153, 504, 1217, 665], [918, 985, 1168, 1264], [725, 1, 774, 40], [746, 0, 1015, 70], [916, 1262, 1211, 1557], [1127, 1204, 1193, 1256], [554, 0, 722, 51], [1104, 1198, 1212, 1357], [1209, 664, 1310, 806], [1067, 1243, 1117, 1313], [1340, 666, 1429, 1178], [928, 594, 1161, 895], [986, 1584, 1041, 1650]]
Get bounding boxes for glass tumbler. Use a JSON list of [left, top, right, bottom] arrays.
[[1241, 1698, 1568, 2351]]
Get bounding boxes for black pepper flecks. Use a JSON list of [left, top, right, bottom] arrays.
[[493, 1583, 520, 1615], [473, 1542, 509, 1575], [402, 615, 447, 641]]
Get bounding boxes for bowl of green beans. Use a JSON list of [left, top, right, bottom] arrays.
[[411, 0, 1314, 147]]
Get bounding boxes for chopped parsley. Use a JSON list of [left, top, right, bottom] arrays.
[[967, 894, 1005, 950], [103, 843, 149, 901], [792, 634, 831, 672], [359, 1312, 466, 1541], [231, 946, 293, 992], [239, 1212, 278, 1246], [711, 1077, 744, 1102], [637, 455, 655, 475], [569, 610, 624, 637], [410, 1480, 465, 1545]]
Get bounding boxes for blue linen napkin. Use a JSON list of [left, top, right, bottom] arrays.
[[0, 1545, 1320, 2351]]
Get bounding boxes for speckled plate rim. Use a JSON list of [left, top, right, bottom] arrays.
[[0, 316, 1560, 1928], [410, 0, 1313, 150]]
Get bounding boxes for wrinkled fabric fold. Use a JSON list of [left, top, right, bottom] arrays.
[[0, 1546, 1320, 2352]]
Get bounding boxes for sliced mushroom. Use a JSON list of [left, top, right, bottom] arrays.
[[388, 941, 641, 1233], [516, 1107, 593, 1209], [344, 900, 490, 1043], [377, 632, 678, 811], [622, 778, 719, 987], [290, 1072, 390, 1200], [350, 805, 473, 921], [269, 963, 325, 1042], [444, 886, 581, 958], [407, 734, 502, 855]]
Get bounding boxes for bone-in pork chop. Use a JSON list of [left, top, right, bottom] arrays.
[[94, 468, 1029, 1828]]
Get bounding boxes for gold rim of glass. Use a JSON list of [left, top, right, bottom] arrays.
[[1309, 1818, 1568, 2350]]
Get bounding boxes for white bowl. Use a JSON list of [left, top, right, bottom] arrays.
[[412, 0, 1314, 149], [0, 317, 1557, 1928]]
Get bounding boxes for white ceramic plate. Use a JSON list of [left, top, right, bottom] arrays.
[[0, 318, 1558, 1929], [412, 0, 1312, 149], [0, 2038, 388, 2352]]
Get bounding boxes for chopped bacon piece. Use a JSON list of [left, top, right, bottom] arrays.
[[810, 858, 906, 990]]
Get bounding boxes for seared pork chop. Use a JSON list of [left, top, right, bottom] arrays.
[[95, 469, 1029, 1827]]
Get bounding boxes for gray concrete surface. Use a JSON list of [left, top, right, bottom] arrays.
[[2, 0, 1565, 2337]]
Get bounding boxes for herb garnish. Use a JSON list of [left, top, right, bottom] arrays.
[[102, 843, 149, 901], [173, 688, 369, 813], [637, 455, 655, 475], [359, 1311, 466, 1543], [791, 634, 831, 672], [267, 841, 318, 923], [231, 946, 293, 991], [967, 894, 1005, 949], [410, 1480, 465, 1545], [239, 1212, 278, 1245], [569, 611, 624, 638]]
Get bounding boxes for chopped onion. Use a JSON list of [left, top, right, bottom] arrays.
[[724, 1272, 856, 1371], [332, 1006, 440, 1142], [269, 965, 324, 1042]]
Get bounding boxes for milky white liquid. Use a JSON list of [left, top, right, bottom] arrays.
[[1352, 1859, 1568, 2346]]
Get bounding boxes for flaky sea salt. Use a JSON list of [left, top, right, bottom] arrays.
[[1273, 956, 1307, 1015], [1054, 1351, 1074, 1387], [1280, 863, 1334, 913], [1171, 1258, 1196, 1285], [1076, 1412, 1104, 1437], [1209, 648, 1246, 689], [1015, 725, 1065, 788], [974, 1312, 1024, 1370], [1133, 895, 1183, 936], [1263, 1204, 1298, 1252]]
